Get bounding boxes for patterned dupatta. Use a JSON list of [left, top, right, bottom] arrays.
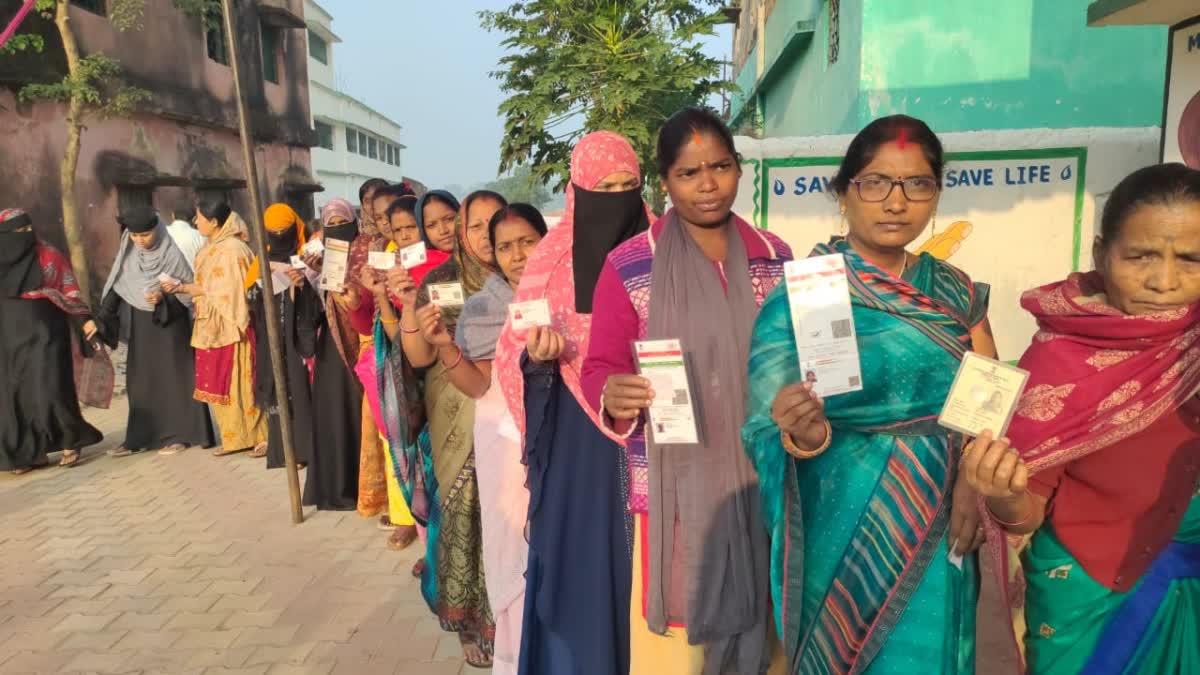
[[21, 242, 114, 409], [744, 238, 981, 674], [982, 272, 1200, 665]]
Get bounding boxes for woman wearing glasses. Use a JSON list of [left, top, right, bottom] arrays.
[[743, 115, 997, 674]]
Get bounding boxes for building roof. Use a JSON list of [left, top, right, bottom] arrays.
[[310, 80, 405, 138], [305, 0, 342, 42], [1088, 0, 1199, 25]]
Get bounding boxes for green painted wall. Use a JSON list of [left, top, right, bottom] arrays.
[[752, 0, 1167, 137]]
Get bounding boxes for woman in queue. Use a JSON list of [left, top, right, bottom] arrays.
[[493, 130, 649, 675], [397, 189, 507, 669], [743, 115, 994, 674], [965, 162, 1200, 674], [91, 206, 213, 457], [581, 108, 791, 673], [166, 200, 267, 458], [413, 203, 548, 674]]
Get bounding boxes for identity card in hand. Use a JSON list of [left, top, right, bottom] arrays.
[[302, 238, 324, 257], [634, 339, 699, 445], [368, 251, 396, 270], [784, 254, 864, 397], [429, 282, 465, 308], [157, 272, 180, 286], [400, 242, 427, 269], [938, 352, 1030, 439], [320, 238, 350, 291], [290, 254, 307, 270], [508, 299, 551, 330]]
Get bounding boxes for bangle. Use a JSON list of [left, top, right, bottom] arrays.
[[380, 316, 399, 325], [400, 325, 420, 334], [781, 420, 832, 459], [441, 346, 464, 370], [599, 385, 640, 440], [985, 492, 1035, 528]]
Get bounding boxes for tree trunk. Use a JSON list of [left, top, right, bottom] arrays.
[[54, 0, 91, 305]]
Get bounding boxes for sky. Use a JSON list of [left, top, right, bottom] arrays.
[[320, 0, 733, 192]]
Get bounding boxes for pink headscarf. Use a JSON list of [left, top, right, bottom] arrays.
[[494, 131, 655, 443], [320, 198, 355, 228]]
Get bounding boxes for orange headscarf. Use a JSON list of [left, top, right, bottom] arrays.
[[244, 203, 307, 291]]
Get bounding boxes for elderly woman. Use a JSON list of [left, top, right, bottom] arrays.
[[91, 206, 213, 457], [0, 208, 109, 473], [743, 115, 994, 674], [965, 163, 1200, 674], [166, 199, 267, 458]]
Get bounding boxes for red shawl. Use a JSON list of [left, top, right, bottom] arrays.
[[983, 271, 1200, 665], [21, 242, 114, 409]]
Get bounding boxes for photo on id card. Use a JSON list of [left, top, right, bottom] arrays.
[[938, 352, 1030, 439], [633, 339, 700, 445]]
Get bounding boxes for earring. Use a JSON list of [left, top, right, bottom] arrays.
[[931, 213, 938, 237], [839, 207, 847, 235]]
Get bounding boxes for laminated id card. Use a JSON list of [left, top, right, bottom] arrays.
[[320, 238, 350, 291], [508, 299, 551, 330], [429, 282, 465, 308], [784, 254, 864, 397], [399, 242, 427, 269], [634, 339, 699, 445], [938, 352, 1030, 439], [368, 251, 397, 270]]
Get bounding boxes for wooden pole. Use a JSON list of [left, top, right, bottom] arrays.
[[221, 0, 303, 524]]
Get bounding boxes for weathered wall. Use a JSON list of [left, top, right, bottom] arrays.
[[732, 126, 1160, 359], [0, 0, 316, 299], [0, 91, 312, 293]]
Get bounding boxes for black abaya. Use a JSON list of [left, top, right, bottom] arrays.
[[95, 292, 214, 452], [302, 314, 362, 511], [251, 283, 318, 469], [0, 295, 103, 470]]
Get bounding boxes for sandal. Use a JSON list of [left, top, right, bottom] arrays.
[[386, 525, 417, 551], [158, 444, 186, 456], [107, 447, 134, 457], [458, 633, 492, 669], [212, 446, 247, 457], [59, 450, 80, 468], [377, 515, 398, 531], [411, 558, 426, 578], [247, 442, 268, 459], [11, 466, 34, 476]]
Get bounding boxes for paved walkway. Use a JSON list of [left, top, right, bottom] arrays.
[[0, 397, 482, 675]]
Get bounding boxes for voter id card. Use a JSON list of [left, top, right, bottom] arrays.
[[784, 254, 863, 397], [429, 282, 465, 308], [938, 352, 1030, 439], [399, 242, 427, 269], [634, 339, 699, 445], [508, 298, 551, 330]]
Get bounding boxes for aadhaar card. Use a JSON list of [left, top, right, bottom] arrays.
[[634, 339, 699, 445], [938, 352, 1030, 439], [320, 238, 350, 291], [302, 238, 324, 257], [784, 254, 863, 397], [429, 282, 465, 308]]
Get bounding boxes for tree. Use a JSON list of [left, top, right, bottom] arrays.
[[480, 0, 731, 212], [3, 0, 219, 303], [481, 165, 554, 209]]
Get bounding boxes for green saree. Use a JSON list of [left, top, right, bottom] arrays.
[[744, 240, 989, 674], [1024, 492, 1200, 675]]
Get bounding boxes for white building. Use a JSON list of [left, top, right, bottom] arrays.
[[305, 0, 405, 208]]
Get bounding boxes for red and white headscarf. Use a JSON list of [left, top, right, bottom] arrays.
[[494, 131, 655, 445]]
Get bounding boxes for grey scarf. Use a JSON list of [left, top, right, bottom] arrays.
[[101, 222, 194, 312], [455, 273, 514, 361], [645, 211, 771, 674]]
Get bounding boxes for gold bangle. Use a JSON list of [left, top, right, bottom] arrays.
[[782, 420, 832, 459], [380, 316, 399, 325]]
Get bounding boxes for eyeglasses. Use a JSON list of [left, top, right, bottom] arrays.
[[850, 175, 939, 203]]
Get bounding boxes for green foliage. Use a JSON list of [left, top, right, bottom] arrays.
[[479, 0, 731, 194], [19, 53, 149, 117], [481, 165, 555, 209], [0, 33, 45, 55]]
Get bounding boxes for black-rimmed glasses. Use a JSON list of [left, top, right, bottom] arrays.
[[850, 176, 939, 202]]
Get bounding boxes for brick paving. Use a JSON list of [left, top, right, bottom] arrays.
[[0, 396, 485, 675]]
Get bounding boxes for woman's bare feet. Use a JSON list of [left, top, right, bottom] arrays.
[[458, 632, 492, 669]]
